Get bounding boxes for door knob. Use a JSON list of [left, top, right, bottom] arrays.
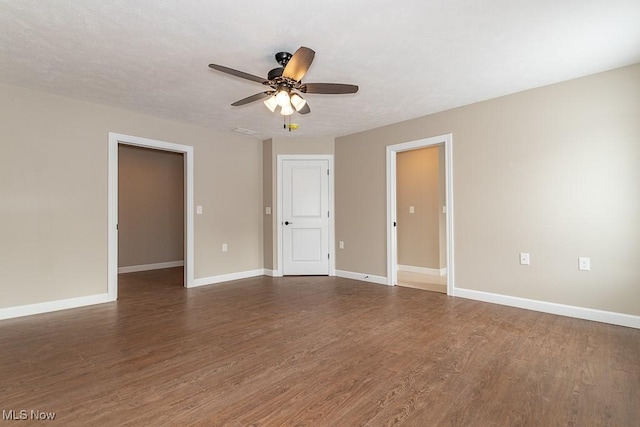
[[284, 221, 293, 225]]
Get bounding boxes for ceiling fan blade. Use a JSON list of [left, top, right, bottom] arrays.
[[231, 92, 271, 106], [209, 63, 267, 84], [299, 103, 311, 115], [300, 83, 359, 94], [283, 47, 315, 82]]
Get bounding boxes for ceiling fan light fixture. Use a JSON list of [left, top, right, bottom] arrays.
[[290, 93, 307, 112], [275, 90, 291, 107], [280, 103, 294, 116], [263, 95, 278, 112]]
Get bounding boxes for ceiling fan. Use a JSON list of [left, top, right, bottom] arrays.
[[208, 47, 358, 117]]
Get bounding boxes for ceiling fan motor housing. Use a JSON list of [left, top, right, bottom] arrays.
[[275, 51, 292, 67], [267, 67, 284, 80]]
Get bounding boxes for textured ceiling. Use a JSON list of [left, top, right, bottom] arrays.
[[1, 0, 639, 139]]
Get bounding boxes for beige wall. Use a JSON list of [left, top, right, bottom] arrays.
[[396, 146, 441, 269], [262, 137, 335, 270], [2, 64, 638, 318], [118, 145, 184, 267], [336, 64, 640, 316], [0, 83, 263, 308]]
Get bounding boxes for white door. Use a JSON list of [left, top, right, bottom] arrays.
[[282, 159, 330, 275]]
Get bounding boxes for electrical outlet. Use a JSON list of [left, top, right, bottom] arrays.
[[409, 206, 415, 214], [265, 207, 271, 215], [222, 243, 228, 252], [196, 205, 203, 215], [579, 257, 590, 271], [519, 253, 530, 265], [339, 241, 344, 249]]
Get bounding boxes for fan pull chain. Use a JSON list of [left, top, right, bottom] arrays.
[[283, 114, 293, 132]]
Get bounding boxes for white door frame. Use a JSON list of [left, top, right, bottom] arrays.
[[276, 154, 335, 277], [108, 132, 195, 300], [386, 134, 454, 295]]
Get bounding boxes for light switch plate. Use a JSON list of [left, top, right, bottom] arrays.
[[579, 257, 590, 271], [196, 205, 203, 215], [265, 207, 271, 215], [520, 252, 530, 265], [222, 243, 228, 252], [339, 241, 344, 249], [409, 206, 415, 214]]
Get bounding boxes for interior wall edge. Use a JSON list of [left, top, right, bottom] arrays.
[[117, 260, 184, 274], [454, 287, 640, 329], [335, 270, 388, 286], [191, 269, 266, 288], [0, 293, 113, 321]]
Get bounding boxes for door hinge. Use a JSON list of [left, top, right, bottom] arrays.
[[327, 210, 330, 217], [328, 253, 330, 259], [327, 169, 329, 175]]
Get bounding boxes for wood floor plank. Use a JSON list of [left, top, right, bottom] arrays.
[[1, 268, 639, 426]]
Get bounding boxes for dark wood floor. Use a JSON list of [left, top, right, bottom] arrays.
[[1, 268, 638, 426]]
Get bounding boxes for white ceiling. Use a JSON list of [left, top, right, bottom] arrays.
[[1, 0, 639, 139]]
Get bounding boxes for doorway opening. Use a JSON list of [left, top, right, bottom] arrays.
[[117, 144, 184, 279], [395, 145, 447, 293], [108, 133, 194, 301], [386, 134, 454, 295]]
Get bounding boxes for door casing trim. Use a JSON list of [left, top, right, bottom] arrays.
[[108, 132, 194, 300], [386, 134, 454, 295]]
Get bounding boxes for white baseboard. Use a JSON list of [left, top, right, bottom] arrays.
[[263, 269, 278, 277], [398, 264, 447, 276], [118, 260, 184, 274], [0, 293, 114, 321], [191, 269, 265, 288], [335, 270, 389, 286], [454, 287, 640, 329]]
